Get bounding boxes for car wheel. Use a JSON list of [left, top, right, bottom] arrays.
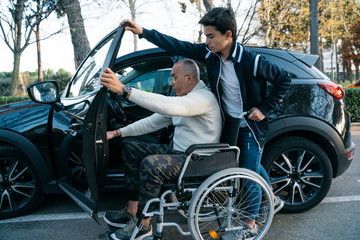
[[0, 145, 44, 219], [67, 138, 87, 188], [262, 137, 332, 213]]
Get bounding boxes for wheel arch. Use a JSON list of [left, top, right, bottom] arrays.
[[265, 117, 344, 178], [0, 129, 57, 193]]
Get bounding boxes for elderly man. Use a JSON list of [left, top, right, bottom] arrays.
[[100, 59, 221, 240]]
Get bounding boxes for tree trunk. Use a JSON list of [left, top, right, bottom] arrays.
[[336, 45, 340, 83], [128, 0, 137, 51], [203, 0, 214, 11], [309, 0, 320, 69], [10, 0, 26, 96], [355, 64, 359, 80], [35, 27, 43, 82], [62, 0, 91, 69], [319, 38, 324, 72]]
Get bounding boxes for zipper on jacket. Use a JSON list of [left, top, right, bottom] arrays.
[[211, 47, 262, 150]]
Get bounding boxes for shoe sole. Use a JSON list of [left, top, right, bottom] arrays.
[[135, 228, 153, 240], [110, 228, 153, 240], [103, 216, 127, 229]]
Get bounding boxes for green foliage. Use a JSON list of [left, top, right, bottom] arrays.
[[43, 68, 72, 91], [345, 89, 360, 122], [0, 96, 29, 105], [0, 69, 73, 96]]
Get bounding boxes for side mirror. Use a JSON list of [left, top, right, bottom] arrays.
[[27, 80, 60, 104]]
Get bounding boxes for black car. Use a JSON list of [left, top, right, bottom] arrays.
[[0, 26, 355, 220]]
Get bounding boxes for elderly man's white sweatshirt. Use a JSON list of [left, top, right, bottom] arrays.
[[120, 80, 222, 152]]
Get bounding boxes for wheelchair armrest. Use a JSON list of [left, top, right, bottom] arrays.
[[185, 143, 230, 155]]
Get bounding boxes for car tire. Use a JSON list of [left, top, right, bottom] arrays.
[[66, 138, 88, 188], [0, 145, 44, 219], [262, 136, 332, 213]]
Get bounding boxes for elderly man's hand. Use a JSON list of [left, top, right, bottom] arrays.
[[248, 107, 265, 122], [107, 130, 120, 140], [100, 68, 124, 94]]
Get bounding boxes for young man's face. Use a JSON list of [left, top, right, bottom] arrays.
[[204, 25, 232, 53]]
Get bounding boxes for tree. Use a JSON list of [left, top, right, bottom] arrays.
[[309, 0, 320, 69], [114, 0, 170, 50], [0, 0, 34, 95], [31, 0, 58, 82], [257, 1, 310, 51], [115, 0, 139, 51], [0, 0, 58, 95], [351, 17, 360, 80], [59, 0, 91, 69]]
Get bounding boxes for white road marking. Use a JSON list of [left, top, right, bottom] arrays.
[[321, 195, 360, 203], [1, 195, 360, 224], [0, 211, 105, 224]]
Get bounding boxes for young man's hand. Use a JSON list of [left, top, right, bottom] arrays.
[[100, 68, 124, 94], [120, 19, 143, 35], [248, 107, 265, 122]]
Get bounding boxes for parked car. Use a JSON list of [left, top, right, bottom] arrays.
[[0, 26, 355, 220], [345, 78, 360, 88]]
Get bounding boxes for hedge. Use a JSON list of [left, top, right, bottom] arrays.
[[345, 89, 360, 122], [0, 96, 29, 105]]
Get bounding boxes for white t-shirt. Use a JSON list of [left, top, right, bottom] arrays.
[[220, 58, 246, 126]]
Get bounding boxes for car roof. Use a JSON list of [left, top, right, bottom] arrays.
[[247, 46, 319, 68]]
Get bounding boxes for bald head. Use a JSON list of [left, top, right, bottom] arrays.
[[175, 59, 200, 82], [170, 59, 201, 96]]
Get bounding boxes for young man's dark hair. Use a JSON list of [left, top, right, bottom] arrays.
[[199, 7, 237, 41]]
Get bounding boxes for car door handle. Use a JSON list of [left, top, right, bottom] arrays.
[[96, 139, 103, 144]]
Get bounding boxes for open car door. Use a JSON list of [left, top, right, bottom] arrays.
[[57, 26, 126, 224]]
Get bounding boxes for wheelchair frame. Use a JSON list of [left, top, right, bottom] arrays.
[[129, 144, 274, 240]]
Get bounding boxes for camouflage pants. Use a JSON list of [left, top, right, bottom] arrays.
[[121, 141, 186, 216]]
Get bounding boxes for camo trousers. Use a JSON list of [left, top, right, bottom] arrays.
[[121, 141, 186, 217]]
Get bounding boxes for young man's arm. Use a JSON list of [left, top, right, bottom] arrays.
[[120, 19, 206, 62], [256, 56, 291, 116]]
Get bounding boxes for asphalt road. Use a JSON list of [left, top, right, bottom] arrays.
[[1, 127, 360, 240]]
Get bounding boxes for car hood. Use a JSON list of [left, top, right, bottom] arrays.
[[0, 100, 51, 131], [0, 100, 40, 115]]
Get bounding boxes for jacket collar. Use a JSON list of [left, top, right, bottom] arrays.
[[205, 42, 244, 63], [227, 42, 243, 63]]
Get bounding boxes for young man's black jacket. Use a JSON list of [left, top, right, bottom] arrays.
[[140, 28, 291, 149]]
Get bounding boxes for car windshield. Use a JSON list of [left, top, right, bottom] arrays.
[[66, 32, 116, 98]]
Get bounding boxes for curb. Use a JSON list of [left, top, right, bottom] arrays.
[[351, 123, 360, 127]]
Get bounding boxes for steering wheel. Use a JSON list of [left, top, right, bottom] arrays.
[[107, 91, 126, 122]]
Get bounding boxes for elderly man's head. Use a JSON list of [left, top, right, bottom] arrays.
[[170, 59, 200, 96]]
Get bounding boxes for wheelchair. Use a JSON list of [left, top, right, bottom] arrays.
[[125, 142, 275, 240]]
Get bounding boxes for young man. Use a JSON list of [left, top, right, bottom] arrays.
[[120, 7, 291, 237], [100, 59, 221, 240]]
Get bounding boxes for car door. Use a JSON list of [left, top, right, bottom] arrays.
[[57, 26, 126, 224]]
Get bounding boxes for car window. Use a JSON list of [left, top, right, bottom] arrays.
[[161, 70, 171, 94], [260, 54, 313, 79], [66, 33, 115, 98], [123, 70, 157, 93]]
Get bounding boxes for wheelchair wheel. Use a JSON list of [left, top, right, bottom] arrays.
[[188, 168, 273, 240]]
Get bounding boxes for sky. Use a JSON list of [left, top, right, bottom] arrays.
[[0, 0, 335, 75], [0, 0, 206, 74]]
